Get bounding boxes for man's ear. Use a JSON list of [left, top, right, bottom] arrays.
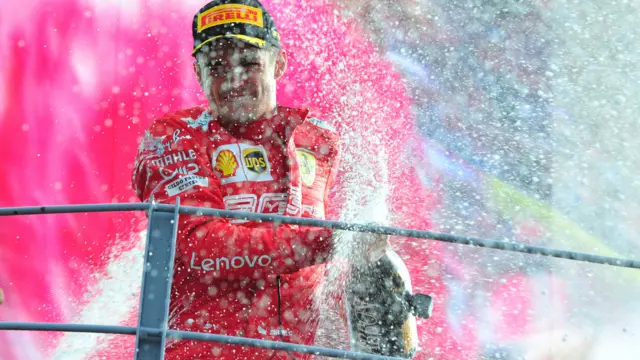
[[274, 49, 287, 80], [193, 60, 203, 86]]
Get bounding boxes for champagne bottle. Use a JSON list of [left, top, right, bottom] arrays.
[[345, 248, 433, 358]]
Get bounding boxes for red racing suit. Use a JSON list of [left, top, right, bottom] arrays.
[[132, 105, 341, 359]]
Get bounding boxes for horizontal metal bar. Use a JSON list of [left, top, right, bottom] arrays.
[[0, 322, 136, 335], [0, 203, 150, 216], [0, 322, 402, 360], [165, 329, 402, 360], [1, 203, 639, 269]]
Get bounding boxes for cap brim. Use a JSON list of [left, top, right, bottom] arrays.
[[192, 34, 266, 56]]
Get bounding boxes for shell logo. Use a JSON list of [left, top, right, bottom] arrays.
[[215, 149, 239, 178]]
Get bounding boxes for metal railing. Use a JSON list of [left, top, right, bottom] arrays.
[[1, 201, 640, 360]]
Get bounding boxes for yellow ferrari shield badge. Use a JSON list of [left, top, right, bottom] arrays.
[[296, 149, 317, 187]]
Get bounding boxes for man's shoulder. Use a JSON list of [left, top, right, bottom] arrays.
[[277, 105, 337, 133], [136, 107, 215, 157], [147, 106, 214, 133], [306, 117, 336, 132]]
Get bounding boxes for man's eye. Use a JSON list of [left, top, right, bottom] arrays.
[[207, 65, 225, 75], [243, 62, 260, 68]]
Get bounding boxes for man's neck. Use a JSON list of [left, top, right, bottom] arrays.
[[216, 106, 279, 128]]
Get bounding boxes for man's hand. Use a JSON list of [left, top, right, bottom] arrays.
[[354, 232, 390, 262], [0, 288, 4, 305]]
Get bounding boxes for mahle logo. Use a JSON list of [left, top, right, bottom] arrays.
[[243, 148, 268, 174], [215, 149, 239, 178]]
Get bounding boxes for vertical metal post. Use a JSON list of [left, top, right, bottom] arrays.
[[134, 199, 180, 360]]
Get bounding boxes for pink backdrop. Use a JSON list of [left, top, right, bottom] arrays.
[[0, 0, 472, 358]]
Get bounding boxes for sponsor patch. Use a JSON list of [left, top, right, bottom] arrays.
[[141, 129, 192, 156], [258, 193, 288, 214], [197, 4, 264, 33], [285, 184, 302, 216], [150, 149, 197, 168], [308, 117, 335, 131], [159, 163, 199, 180], [190, 252, 272, 272], [183, 111, 213, 131], [302, 205, 323, 218], [166, 175, 208, 196], [223, 194, 257, 224], [296, 149, 317, 187], [243, 148, 268, 174], [215, 149, 239, 178], [223, 193, 287, 223], [211, 144, 273, 184]]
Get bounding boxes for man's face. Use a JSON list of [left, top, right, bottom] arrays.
[[195, 40, 286, 124]]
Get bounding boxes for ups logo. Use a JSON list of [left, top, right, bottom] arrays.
[[243, 148, 268, 174]]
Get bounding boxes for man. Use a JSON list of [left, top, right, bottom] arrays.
[[132, 0, 344, 358]]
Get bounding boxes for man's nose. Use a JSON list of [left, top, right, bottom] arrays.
[[222, 66, 247, 92]]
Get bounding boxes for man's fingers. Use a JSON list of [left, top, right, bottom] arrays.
[[353, 233, 390, 262], [361, 233, 390, 245], [0, 288, 4, 305]]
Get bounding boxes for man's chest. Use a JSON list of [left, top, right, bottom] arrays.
[[205, 138, 331, 221]]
